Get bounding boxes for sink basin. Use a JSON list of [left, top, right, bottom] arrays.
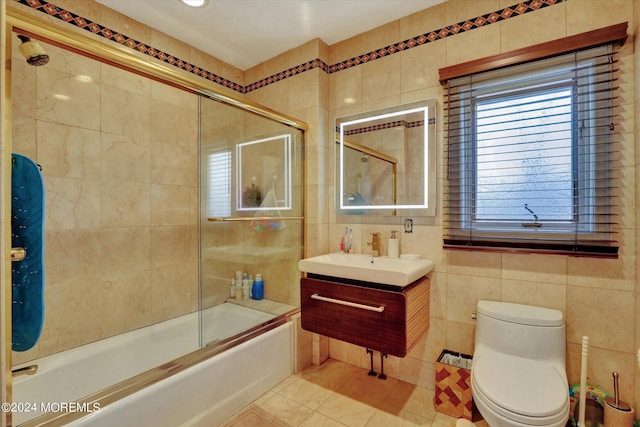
[[298, 252, 434, 287]]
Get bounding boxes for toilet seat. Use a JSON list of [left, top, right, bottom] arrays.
[[473, 351, 569, 426]]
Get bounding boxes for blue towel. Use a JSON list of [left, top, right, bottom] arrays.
[[11, 154, 45, 352]]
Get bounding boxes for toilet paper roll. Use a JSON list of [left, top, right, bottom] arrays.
[[604, 402, 635, 427], [388, 238, 399, 258]]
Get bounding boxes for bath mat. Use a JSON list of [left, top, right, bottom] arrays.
[[11, 153, 45, 352]]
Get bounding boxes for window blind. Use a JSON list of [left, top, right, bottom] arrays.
[[441, 32, 625, 258], [206, 149, 232, 218]]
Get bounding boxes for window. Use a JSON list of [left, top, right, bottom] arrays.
[[441, 26, 626, 258], [206, 149, 232, 218]]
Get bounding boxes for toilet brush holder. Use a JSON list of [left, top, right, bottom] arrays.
[[604, 372, 635, 427]]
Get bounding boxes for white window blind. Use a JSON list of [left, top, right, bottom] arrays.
[[206, 149, 232, 218], [442, 42, 622, 257]]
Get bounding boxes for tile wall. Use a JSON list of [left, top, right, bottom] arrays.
[[248, 0, 640, 413], [6, 0, 640, 416], [10, 37, 199, 364]]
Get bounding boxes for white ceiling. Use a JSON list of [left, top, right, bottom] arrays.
[[94, 0, 446, 70]]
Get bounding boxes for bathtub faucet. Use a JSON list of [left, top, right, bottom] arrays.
[[12, 364, 38, 377]]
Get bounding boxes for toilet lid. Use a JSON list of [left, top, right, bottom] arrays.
[[473, 352, 568, 418]]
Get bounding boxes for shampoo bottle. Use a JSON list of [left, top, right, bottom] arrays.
[[242, 273, 250, 299], [230, 279, 236, 298], [252, 274, 264, 300], [388, 230, 400, 258]]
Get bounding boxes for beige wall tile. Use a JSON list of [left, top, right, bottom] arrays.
[[37, 121, 101, 179], [566, 286, 634, 352], [446, 0, 500, 24], [46, 177, 101, 230], [500, 5, 566, 52], [101, 63, 149, 96], [329, 66, 362, 110], [445, 320, 475, 356], [502, 253, 567, 285], [289, 70, 322, 111], [99, 227, 151, 275], [445, 24, 501, 66], [501, 279, 566, 314], [446, 250, 501, 278], [567, 230, 636, 292], [101, 85, 150, 139], [400, 41, 446, 93], [150, 184, 193, 226], [407, 317, 446, 363], [361, 55, 402, 104], [566, 0, 634, 36], [150, 98, 198, 146], [37, 66, 101, 130], [447, 274, 501, 324], [429, 271, 447, 320], [101, 180, 150, 227], [399, 2, 446, 41], [101, 132, 150, 183]]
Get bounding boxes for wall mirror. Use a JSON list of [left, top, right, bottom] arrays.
[[336, 99, 437, 221], [236, 134, 292, 211]]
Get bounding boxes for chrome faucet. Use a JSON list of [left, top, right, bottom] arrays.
[[367, 232, 381, 257]]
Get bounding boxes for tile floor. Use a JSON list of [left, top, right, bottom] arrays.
[[221, 359, 489, 427]]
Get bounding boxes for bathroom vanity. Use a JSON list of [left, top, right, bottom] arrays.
[[300, 274, 430, 357]]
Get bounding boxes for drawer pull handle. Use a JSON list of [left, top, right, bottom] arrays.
[[311, 293, 385, 313]]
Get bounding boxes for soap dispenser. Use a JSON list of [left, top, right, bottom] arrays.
[[388, 230, 399, 258]]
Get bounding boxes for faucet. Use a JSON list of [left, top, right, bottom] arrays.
[[12, 364, 38, 377], [367, 232, 380, 257]]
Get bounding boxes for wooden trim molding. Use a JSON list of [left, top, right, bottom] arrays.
[[439, 22, 628, 83]]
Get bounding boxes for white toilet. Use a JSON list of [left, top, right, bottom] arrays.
[[472, 301, 570, 427]]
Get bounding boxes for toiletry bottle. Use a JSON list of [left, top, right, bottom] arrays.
[[252, 274, 264, 300], [388, 230, 400, 258], [230, 278, 236, 298], [344, 226, 349, 253], [235, 279, 243, 299], [242, 273, 251, 300]]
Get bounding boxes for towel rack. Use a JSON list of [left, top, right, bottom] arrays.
[[208, 216, 304, 222]]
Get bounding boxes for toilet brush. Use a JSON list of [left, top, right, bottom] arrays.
[[578, 336, 589, 427]]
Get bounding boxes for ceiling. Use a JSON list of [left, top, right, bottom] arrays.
[[94, 0, 446, 71]]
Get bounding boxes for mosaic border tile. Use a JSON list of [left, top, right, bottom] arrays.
[[345, 119, 424, 136], [328, 0, 563, 74], [16, 0, 563, 95]]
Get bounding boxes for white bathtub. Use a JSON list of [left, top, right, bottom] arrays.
[[13, 303, 292, 426]]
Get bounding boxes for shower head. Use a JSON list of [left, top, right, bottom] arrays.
[[17, 35, 49, 66]]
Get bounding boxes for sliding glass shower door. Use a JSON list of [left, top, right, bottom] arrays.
[[199, 96, 304, 346]]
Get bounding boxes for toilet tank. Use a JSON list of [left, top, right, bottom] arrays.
[[475, 301, 566, 363]]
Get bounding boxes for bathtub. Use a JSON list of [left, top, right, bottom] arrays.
[[13, 303, 293, 426]]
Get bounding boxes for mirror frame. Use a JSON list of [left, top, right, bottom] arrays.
[[335, 99, 437, 221]]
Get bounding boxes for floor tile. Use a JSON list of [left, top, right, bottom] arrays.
[[317, 393, 377, 427], [221, 359, 462, 427]]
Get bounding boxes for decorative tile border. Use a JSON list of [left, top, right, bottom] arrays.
[[16, 0, 563, 95], [345, 120, 424, 136], [328, 0, 563, 74]]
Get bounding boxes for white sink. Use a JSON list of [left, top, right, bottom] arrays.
[[298, 252, 434, 287]]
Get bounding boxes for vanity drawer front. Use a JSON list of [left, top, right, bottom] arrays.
[[301, 277, 407, 356]]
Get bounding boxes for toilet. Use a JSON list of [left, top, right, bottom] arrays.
[[472, 301, 570, 427]]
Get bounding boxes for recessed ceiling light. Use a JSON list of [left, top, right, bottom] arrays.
[[180, 0, 209, 7]]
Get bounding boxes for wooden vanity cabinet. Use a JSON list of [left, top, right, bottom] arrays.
[[300, 275, 430, 357]]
